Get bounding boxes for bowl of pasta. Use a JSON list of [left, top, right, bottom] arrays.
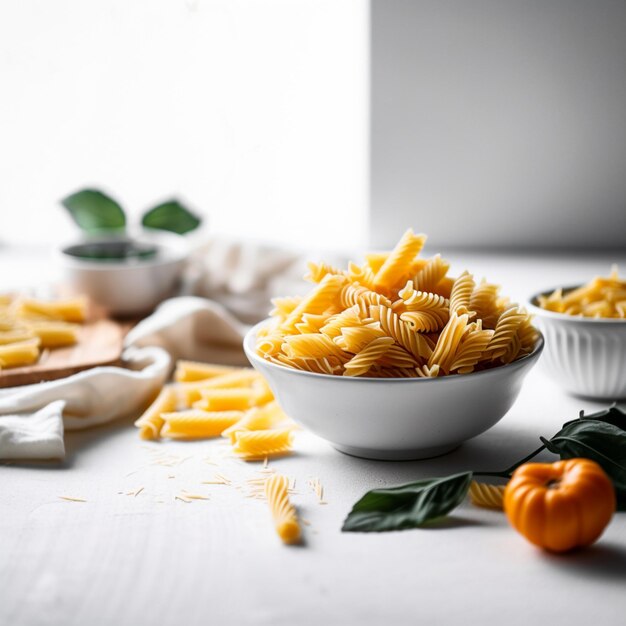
[[243, 228, 543, 460], [529, 269, 626, 400]]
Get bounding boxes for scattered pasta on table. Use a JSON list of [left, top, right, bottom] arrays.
[[469, 482, 506, 510], [0, 294, 87, 369], [133, 363, 296, 461]]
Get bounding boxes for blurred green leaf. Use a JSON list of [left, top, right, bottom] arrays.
[[62, 189, 126, 233], [142, 200, 201, 235]]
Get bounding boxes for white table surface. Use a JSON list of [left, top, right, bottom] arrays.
[[1, 246, 626, 626]]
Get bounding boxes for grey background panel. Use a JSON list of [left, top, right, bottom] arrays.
[[370, 0, 626, 249]]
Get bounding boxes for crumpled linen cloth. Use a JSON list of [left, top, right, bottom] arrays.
[[0, 238, 346, 461], [0, 347, 170, 459]]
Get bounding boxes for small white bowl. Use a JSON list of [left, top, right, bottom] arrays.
[[529, 287, 626, 400], [58, 229, 189, 317], [243, 322, 544, 460]]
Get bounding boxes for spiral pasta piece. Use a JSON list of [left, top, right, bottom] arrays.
[[319, 306, 364, 339], [335, 324, 386, 353], [370, 305, 433, 361], [347, 262, 377, 291], [374, 229, 426, 290], [268, 354, 339, 375], [340, 283, 391, 317], [294, 313, 330, 334], [343, 337, 395, 376], [398, 282, 449, 311], [282, 333, 348, 360], [487, 307, 527, 363], [416, 364, 441, 378], [400, 309, 449, 333], [469, 280, 500, 328], [517, 316, 540, 355], [379, 344, 420, 369], [428, 314, 470, 374], [280, 274, 348, 333], [264, 474, 301, 544], [305, 262, 346, 283], [469, 481, 505, 509], [448, 323, 494, 374], [269, 296, 302, 320], [413, 254, 450, 293], [449, 271, 476, 318], [256, 329, 287, 357]]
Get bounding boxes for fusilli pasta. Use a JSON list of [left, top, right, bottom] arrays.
[[255, 228, 538, 377]]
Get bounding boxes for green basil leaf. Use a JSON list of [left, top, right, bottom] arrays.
[[142, 200, 201, 235], [62, 189, 126, 233], [342, 472, 472, 532], [543, 419, 626, 510], [578, 404, 626, 431]]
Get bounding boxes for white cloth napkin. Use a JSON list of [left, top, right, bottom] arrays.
[[0, 346, 171, 459], [0, 238, 345, 461]]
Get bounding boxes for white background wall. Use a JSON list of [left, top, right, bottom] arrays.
[[3, 1, 625, 253], [371, 0, 626, 250], [0, 0, 367, 249]]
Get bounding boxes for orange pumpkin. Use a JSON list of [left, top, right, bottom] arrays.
[[504, 458, 615, 552]]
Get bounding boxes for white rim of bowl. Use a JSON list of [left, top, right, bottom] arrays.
[[243, 320, 544, 383], [528, 285, 626, 325], [57, 230, 189, 270]]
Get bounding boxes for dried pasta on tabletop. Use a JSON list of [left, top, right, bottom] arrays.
[[134, 362, 296, 461]]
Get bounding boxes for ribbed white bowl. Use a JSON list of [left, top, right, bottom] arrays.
[[529, 288, 626, 400], [243, 322, 543, 460]]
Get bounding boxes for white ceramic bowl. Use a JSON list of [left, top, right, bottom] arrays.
[[243, 322, 544, 460], [529, 287, 626, 400], [58, 229, 189, 317]]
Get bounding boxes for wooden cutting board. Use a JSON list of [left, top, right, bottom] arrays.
[[0, 316, 128, 388]]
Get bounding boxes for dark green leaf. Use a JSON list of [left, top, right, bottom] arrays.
[[576, 404, 626, 431], [142, 200, 201, 235], [342, 472, 472, 532], [62, 189, 126, 233], [543, 419, 626, 510]]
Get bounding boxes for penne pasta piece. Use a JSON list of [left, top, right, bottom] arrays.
[[161, 410, 244, 439], [0, 337, 41, 368], [134, 386, 177, 440]]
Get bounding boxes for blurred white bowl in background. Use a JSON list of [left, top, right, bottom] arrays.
[[57, 229, 189, 317], [244, 321, 544, 461], [529, 287, 626, 400]]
